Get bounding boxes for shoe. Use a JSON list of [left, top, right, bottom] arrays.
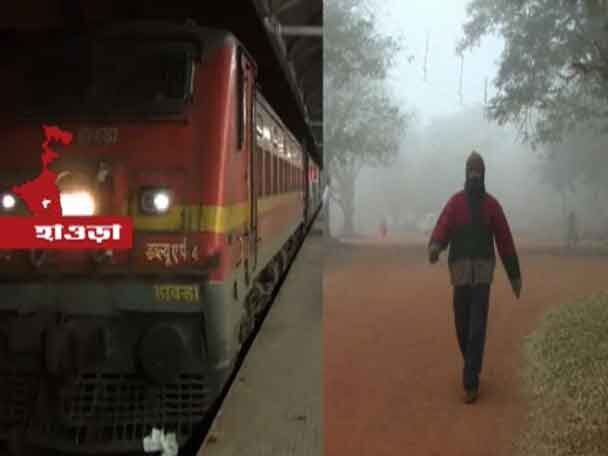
[[463, 388, 478, 404]]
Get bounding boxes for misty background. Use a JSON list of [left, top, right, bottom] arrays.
[[325, 0, 608, 243]]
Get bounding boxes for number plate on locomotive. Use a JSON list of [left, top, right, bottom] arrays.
[[154, 284, 200, 302], [77, 127, 118, 145]]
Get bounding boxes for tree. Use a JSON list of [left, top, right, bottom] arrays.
[[325, 77, 408, 234], [537, 142, 581, 221], [538, 130, 608, 235], [353, 126, 425, 234], [457, 0, 608, 145], [324, 0, 410, 235], [324, 0, 401, 87]]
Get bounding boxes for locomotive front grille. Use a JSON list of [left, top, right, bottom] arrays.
[[27, 371, 214, 450], [0, 366, 40, 439]]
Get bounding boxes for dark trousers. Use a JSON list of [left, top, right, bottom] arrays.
[[453, 284, 491, 391]]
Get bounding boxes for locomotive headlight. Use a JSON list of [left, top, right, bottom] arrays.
[[60, 191, 96, 216], [140, 188, 173, 214], [153, 192, 170, 212], [1, 193, 17, 211]]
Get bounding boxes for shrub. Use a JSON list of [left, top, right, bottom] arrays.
[[517, 292, 608, 456]]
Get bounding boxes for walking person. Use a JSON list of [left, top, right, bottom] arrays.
[[379, 217, 388, 239], [428, 151, 522, 404]]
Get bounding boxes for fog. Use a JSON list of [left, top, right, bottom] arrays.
[[349, 111, 565, 241], [328, 0, 608, 244]]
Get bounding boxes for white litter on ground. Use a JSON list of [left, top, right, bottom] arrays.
[[142, 428, 178, 456]]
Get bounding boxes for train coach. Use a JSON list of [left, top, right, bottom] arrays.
[[0, 20, 323, 453]]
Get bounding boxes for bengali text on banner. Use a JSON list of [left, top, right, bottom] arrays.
[[0, 217, 133, 249]]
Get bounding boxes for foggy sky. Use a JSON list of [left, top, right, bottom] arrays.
[[372, 0, 505, 126]]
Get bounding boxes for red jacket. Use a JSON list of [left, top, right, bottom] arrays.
[[430, 191, 520, 286]]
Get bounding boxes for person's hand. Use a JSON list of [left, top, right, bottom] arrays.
[[428, 244, 440, 264], [511, 277, 522, 299]]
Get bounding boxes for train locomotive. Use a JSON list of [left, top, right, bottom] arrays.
[[0, 20, 323, 453]]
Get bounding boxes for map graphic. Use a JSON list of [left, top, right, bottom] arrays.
[[11, 125, 73, 216], [0, 124, 132, 250]]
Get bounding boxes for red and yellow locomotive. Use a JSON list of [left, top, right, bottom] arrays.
[[0, 21, 322, 452]]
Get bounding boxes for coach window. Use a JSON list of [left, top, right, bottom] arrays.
[[283, 150, 288, 193], [279, 155, 282, 195], [284, 142, 288, 193], [278, 153, 282, 195], [266, 150, 274, 196], [287, 143, 292, 193], [255, 114, 263, 143], [288, 147, 293, 192], [256, 116, 264, 196], [269, 150, 274, 195], [256, 144, 263, 197], [264, 149, 270, 197], [275, 153, 280, 195], [272, 127, 279, 150], [287, 155, 291, 192], [279, 138, 287, 193], [285, 144, 289, 192], [266, 149, 270, 196], [293, 145, 298, 191], [282, 158, 286, 194], [269, 150, 274, 196], [276, 155, 280, 195], [283, 154, 287, 194], [276, 153, 281, 195], [277, 153, 282, 194], [258, 148, 263, 196], [296, 162, 299, 191]]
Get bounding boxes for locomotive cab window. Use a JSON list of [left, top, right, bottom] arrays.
[[18, 39, 196, 117]]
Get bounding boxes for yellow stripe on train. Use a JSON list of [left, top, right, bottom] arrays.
[[130, 191, 302, 233]]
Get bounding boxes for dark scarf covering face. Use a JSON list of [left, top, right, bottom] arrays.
[[464, 151, 486, 226]]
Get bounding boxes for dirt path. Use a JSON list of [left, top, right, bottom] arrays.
[[324, 237, 608, 456]]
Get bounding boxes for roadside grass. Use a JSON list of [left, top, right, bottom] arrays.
[[516, 292, 608, 456]]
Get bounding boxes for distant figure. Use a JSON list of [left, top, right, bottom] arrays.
[[322, 185, 329, 207], [567, 211, 578, 248], [428, 151, 522, 404], [379, 218, 388, 238]]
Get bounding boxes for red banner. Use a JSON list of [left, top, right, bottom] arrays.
[[0, 216, 132, 249]]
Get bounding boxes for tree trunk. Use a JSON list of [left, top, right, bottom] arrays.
[[559, 189, 568, 244], [338, 176, 356, 237]]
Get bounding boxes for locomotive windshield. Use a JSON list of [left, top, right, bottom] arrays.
[[16, 38, 194, 118]]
